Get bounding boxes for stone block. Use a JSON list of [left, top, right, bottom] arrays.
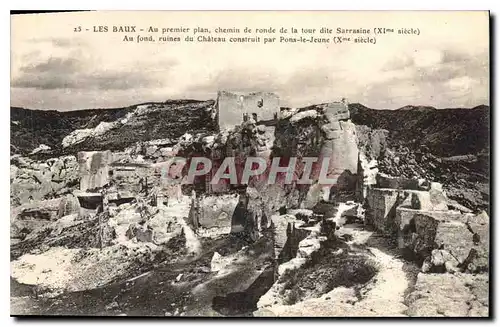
[[198, 194, 238, 229], [395, 207, 466, 250], [366, 188, 403, 235], [435, 220, 474, 263], [78, 151, 112, 191], [410, 190, 448, 211]]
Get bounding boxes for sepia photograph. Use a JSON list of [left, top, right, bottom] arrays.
[[9, 10, 490, 318]]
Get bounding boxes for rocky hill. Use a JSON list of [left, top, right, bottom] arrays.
[[349, 103, 490, 158], [348, 103, 490, 213], [12, 102, 489, 157], [11, 100, 218, 157]]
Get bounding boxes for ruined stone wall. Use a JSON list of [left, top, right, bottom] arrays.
[[217, 91, 279, 129], [319, 103, 359, 188], [78, 151, 112, 192], [365, 181, 488, 274], [198, 194, 239, 230], [366, 184, 449, 236]]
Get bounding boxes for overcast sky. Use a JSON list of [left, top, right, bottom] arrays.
[[11, 11, 489, 110]]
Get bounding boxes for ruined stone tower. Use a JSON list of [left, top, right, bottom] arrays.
[[216, 91, 280, 129]]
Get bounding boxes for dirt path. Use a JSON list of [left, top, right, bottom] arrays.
[[343, 224, 414, 316], [256, 222, 418, 317]]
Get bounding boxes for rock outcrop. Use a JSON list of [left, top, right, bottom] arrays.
[[11, 155, 79, 205], [406, 273, 488, 317]]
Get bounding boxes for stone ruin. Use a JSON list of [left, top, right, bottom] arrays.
[[72, 151, 180, 215], [9, 91, 489, 317], [362, 169, 488, 274], [216, 91, 280, 129], [67, 91, 488, 277]]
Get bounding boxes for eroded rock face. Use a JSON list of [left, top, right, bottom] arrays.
[[197, 194, 239, 232], [10, 99, 490, 316], [11, 155, 79, 205], [78, 151, 112, 192], [406, 273, 488, 317], [319, 122, 359, 183], [271, 215, 311, 262], [12, 198, 63, 222], [318, 104, 359, 185], [398, 209, 489, 273], [57, 194, 80, 218]]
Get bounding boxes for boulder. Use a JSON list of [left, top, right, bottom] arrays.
[[145, 145, 158, 157], [422, 249, 460, 273]]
